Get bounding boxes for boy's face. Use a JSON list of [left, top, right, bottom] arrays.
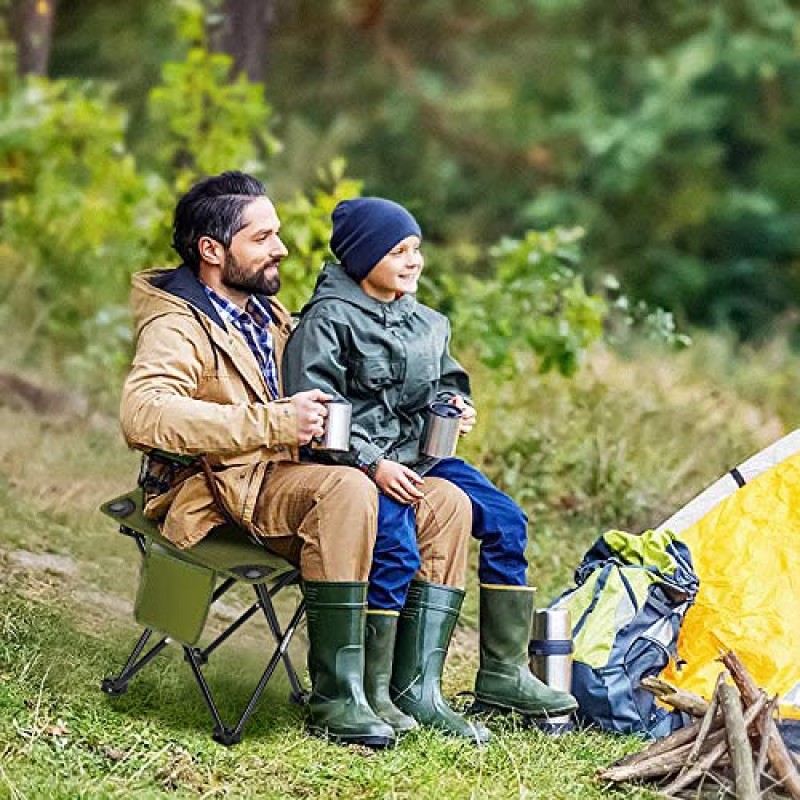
[[359, 235, 424, 302]]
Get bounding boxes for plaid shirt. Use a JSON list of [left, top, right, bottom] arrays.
[[203, 285, 280, 398]]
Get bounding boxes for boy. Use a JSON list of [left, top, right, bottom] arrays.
[[283, 197, 577, 740]]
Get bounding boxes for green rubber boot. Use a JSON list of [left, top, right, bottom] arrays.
[[364, 611, 418, 735], [474, 585, 578, 717], [303, 581, 395, 748], [391, 581, 490, 744]]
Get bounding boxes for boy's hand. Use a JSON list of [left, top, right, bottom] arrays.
[[374, 460, 425, 504], [290, 389, 332, 444], [450, 395, 477, 435]]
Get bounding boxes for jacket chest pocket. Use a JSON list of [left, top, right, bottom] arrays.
[[406, 341, 442, 385], [352, 358, 403, 392]]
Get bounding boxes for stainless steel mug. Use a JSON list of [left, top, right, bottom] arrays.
[[420, 401, 462, 458], [529, 607, 575, 734], [311, 401, 352, 452]]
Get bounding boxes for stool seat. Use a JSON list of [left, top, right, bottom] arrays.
[[101, 489, 296, 583]]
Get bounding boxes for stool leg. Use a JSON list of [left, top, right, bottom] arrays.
[[255, 582, 308, 703], [101, 628, 173, 695]]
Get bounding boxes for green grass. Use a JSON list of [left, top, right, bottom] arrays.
[[0, 587, 651, 800], [2, 333, 797, 798]]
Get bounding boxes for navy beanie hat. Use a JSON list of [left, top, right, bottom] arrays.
[[330, 197, 422, 282]]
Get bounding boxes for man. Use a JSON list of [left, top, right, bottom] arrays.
[[120, 172, 472, 747]]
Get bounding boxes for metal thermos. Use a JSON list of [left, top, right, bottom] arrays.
[[420, 402, 462, 459], [529, 607, 575, 734], [311, 401, 352, 452]]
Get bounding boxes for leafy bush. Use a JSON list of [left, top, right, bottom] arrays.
[[145, 22, 279, 194], [0, 78, 162, 353], [422, 227, 606, 377], [275, 159, 362, 312]]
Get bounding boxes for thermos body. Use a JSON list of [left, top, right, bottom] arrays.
[[529, 608, 573, 693], [529, 607, 575, 733]]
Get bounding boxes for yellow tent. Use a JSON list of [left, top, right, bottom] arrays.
[[659, 432, 800, 718]]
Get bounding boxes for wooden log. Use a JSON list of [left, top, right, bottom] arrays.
[[599, 730, 726, 782], [755, 695, 778, 783], [640, 676, 710, 717], [611, 711, 723, 770], [660, 696, 765, 797], [722, 649, 800, 800], [718, 681, 758, 800], [688, 672, 724, 763]]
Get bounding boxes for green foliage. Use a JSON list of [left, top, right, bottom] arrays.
[[0, 0, 14, 95], [275, 159, 362, 312], [0, 77, 162, 351], [0, 0, 693, 404], [0, 0, 283, 378], [262, 0, 800, 337], [146, 49, 279, 193], [426, 227, 606, 377]]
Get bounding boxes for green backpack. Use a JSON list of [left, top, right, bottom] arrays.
[[550, 528, 699, 737]]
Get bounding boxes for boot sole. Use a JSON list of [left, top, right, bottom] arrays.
[[471, 697, 577, 718], [307, 725, 395, 749]]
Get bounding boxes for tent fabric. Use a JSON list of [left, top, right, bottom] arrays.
[[660, 447, 800, 719]]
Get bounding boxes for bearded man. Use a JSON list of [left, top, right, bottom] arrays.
[[119, 172, 471, 748]]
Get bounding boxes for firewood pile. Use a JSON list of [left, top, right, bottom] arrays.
[[598, 650, 800, 799]]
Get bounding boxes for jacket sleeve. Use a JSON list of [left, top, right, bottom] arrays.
[[283, 313, 385, 468], [121, 316, 298, 456], [435, 319, 472, 405]]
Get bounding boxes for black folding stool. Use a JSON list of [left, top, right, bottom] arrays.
[[99, 486, 308, 746]]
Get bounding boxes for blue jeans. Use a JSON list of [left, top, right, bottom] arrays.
[[368, 458, 529, 610]]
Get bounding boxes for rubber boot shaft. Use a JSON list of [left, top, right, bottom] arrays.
[[303, 581, 395, 747], [364, 612, 418, 734], [474, 585, 577, 717], [391, 581, 489, 744]]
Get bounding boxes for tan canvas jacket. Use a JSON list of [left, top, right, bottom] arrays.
[[120, 265, 299, 548]]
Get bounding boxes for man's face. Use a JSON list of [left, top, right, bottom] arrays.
[[221, 197, 288, 297]]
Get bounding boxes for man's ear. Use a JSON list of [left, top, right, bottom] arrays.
[[198, 235, 225, 266]]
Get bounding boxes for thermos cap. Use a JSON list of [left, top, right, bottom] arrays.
[[532, 607, 572, 640]]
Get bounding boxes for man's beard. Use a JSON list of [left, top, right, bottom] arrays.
[[221, 249, 281, 296]]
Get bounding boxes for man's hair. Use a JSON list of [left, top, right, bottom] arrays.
[[172, 171, 267, 271]]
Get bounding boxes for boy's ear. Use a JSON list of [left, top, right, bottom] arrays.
[[198, 236, 225, 266]]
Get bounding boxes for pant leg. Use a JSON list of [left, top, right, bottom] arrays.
[[367, 495, 420, 611], [367, 476, 472, 610], [426, 458, 528, 586], [251, 461, 377, 582], [413, 477, 471, 589]]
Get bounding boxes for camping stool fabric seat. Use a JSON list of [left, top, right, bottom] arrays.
[[100, 487, 309, 746]]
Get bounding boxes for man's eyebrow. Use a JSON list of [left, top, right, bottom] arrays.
[[249, 224, 280, 237]]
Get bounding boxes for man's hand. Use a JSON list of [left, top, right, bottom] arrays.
[[374, 460, 425, 504], [450, 395, 477, 436], [290, 389, 332, 445]]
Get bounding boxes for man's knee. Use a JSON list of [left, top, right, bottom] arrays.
[[423, 477, 472, 526], [320, 466, 378, 515]]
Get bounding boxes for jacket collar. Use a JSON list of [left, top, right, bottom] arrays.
[[151, 263, 280, 401], [151, 263, 227, 330]]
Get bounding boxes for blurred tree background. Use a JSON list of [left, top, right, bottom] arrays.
[[1, 0, 799, 392]]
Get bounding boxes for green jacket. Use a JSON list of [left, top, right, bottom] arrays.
[[283, 262, 471, 469]]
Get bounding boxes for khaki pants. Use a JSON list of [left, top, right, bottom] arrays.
[[251, 462, 470, 587], [413, 477, 471, 588]]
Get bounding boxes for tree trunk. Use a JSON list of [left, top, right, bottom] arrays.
[[209, 0, 276, 84], [9, 0, 57, 77]]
